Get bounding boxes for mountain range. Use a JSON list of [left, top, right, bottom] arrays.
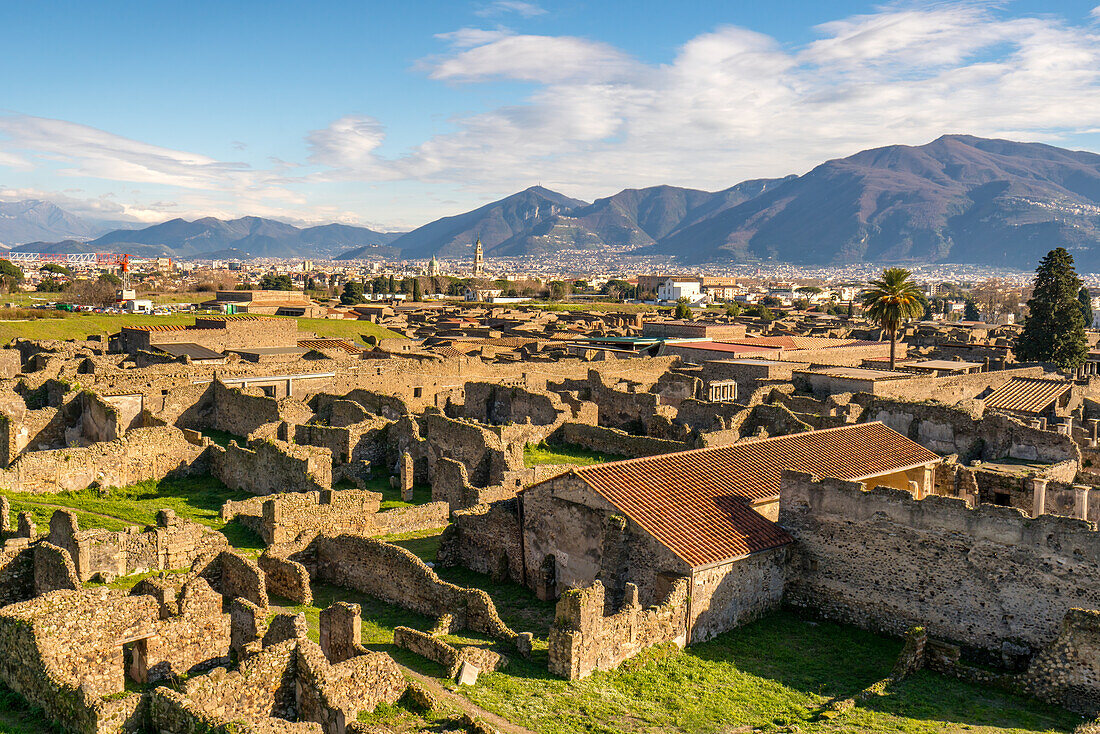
[[9, 135, 1100, 268], [10, 216, 400, 259]]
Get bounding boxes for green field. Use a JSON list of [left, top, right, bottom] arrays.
[[524, 441, 627, 467], [0, 311, 403, 344]]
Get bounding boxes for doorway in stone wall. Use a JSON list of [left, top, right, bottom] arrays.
[[122, 636, 150, 685]]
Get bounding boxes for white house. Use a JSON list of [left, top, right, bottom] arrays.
[[657, 279, 707, 305]]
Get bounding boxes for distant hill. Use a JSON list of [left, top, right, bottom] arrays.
[[392, 186, 587, 259], [650, 135, 1100, 269], [16, 134, 1100, 268], [0, 200, 98, 246], [79, 216, 400, 259], [490, 179, 792, 256]]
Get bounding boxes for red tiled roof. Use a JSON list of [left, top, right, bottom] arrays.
[[726, 336, 875, 350], [568, 423, 939, 567], [121, 324, 189, 332], [666, 341, 780, 354]]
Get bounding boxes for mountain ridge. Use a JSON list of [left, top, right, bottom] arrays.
[[11, 135, 1100, 267]]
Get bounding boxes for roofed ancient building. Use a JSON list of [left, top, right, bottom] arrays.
[[519, 423, 940, 642]]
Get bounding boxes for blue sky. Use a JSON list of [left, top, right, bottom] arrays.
[[3, 0, 1100, 230]]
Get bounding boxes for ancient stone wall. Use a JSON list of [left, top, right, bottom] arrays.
[[392, 625, 505, 680], [1022, 608, 1100, 715], [264, 533, 517, 642], [554, 422, 688, 458], [212, 379, 282, 437], [194, 549, 269, 609], [780, 470, 1100, 659], [222, 488, 449, 545], [548, 579, 688, 680], [149, 637, 404, 734], [688, 548, 786, 642], [210, 438, 333, 495], [0, 425, 206, 493], [437, 499, 524, 585], [293, 416, 391, 466], [462, 381, 565, 426], [0, 580, 230, 732], [47, 508, 227, 582], [863, 398, 1080, 464]]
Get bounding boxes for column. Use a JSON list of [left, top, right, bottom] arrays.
[[1029, 477, 1048, 518], [1090, 419, 1099, 448], [1073, 484, 1091, 521]]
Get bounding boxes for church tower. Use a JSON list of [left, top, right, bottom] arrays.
[[473, 237, 485, 277], [428, 255, 441, 277]]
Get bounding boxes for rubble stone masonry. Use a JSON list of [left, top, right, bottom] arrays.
[[548, 578, 688, 680], [780, 470, 1100, 658]]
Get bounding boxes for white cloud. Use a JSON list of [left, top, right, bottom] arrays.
[[310, 4, 1100, 206], [435, 27, 514, 48], [475, 1, 546, 18], [9, 3, 1100, 229], [430, 34, 639, 83]]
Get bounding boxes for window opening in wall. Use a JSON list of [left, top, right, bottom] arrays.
[[413, 387, 423, 398], [994, 492, 1012, 506], [261, 385, 276, 398]]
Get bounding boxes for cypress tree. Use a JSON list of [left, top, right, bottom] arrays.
[[1016, 248, 1088, 369], [1079, 286, 1093, 328]]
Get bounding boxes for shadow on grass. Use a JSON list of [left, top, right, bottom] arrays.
[[689, 610, 1079, 733], [856, 670, 1079, 733], [433, 565, 555, 638]]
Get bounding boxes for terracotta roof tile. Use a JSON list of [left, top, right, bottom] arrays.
[[297, 338, 363, 354], [569, 423, 939, 567], [984, 377, 1071, 415]]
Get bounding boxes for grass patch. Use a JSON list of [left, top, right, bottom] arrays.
[[0, 475, 263, 552], [382, 527, 450, 562], [524, 441, 626, 468], [354, 475, 433, 510], [272, 582, 497, 676], [0, 311, 403, 344], [458, 610, 1079, 734]]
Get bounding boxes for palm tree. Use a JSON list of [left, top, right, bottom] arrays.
[[860, 268, 926, 370]]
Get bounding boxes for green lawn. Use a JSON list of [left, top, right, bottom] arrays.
[[266, 533, 1078, 734], [0, 311, 403, 344], [0, 475, 263, 552], [461, 611, 1080, 734], [524, 441, 627, 468]]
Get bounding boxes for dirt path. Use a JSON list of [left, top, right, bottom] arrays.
[[399, 664, 538, 734]]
